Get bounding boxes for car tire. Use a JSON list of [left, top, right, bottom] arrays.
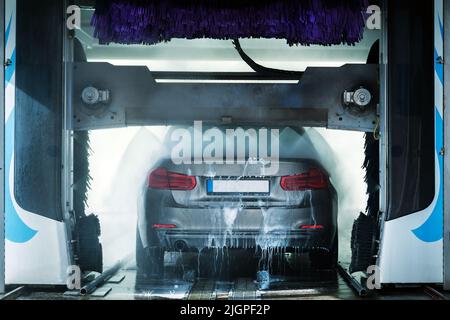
[[146, 247, 165, 278], [136, 228, 165, 279], [310, 239, 338, 270], [136, 228, 146, 272]]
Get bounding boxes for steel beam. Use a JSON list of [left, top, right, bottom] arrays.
[[71, 63, 379, 132]]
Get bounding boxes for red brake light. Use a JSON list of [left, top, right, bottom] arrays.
[[148, 168, 197, 191], [153, 224, 177, 229], [280, 168, 328, 191], [300, 225, 324, 230]]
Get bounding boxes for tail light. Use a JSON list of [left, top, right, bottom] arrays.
[[148, 168, 197, 190], [300, 225, 324, 230], [280, 168, 328, 191], [153, 224, 177, 229]]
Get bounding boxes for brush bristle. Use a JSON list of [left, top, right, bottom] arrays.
[[91, 0, 369, 46]]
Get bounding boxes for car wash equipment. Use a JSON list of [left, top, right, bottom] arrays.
[[337, 263, 368, 297], [80, 259, 125, 295], [350, 213, 378, 274], [76, 214, 103, 273], [91, 0, 369, 46]]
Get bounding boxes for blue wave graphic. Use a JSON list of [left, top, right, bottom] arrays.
[[5, 111, 38, 243], [5, 16, 15, 84], [5, 15, 12, 48], [434, 15, 444, 85], [5, 49, 15, 84], [412, 111, 444, 242], [5, 111, 37, 243], [435, 49, 444, 85], [412, 14, 445, 243]]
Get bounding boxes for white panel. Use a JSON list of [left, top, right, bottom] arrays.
[[4, 0, 70, 286], [379, 0, 444, 284]]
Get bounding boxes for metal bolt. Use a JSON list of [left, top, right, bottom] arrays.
[[81, 86, 110, 105], [343, 88, 372, 108], [353, 88, 372, 108], [4, 58, 12, 67]]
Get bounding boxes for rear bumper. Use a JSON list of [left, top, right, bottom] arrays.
[[141, 187, 338, 252], [156, 230, 334, 252], [148, 205, 334, 231]]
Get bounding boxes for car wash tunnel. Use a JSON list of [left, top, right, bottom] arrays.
[[1, 0, 450, 304]]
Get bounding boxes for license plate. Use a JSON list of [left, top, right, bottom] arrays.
[[207, 179, 270, 194]]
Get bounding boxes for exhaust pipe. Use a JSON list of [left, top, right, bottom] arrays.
[[174, 240, 188, 252]]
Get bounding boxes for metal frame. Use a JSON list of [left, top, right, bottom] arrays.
[[71, 63, 379, 132], [0, 0, 5, 295], [377, 0, 389, 272], [149, 72, 303, 82], [63, 0, 76, 273], [444, 0, 450, 291]]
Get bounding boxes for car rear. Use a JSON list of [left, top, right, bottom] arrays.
[[141, 159, 337, 253]]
